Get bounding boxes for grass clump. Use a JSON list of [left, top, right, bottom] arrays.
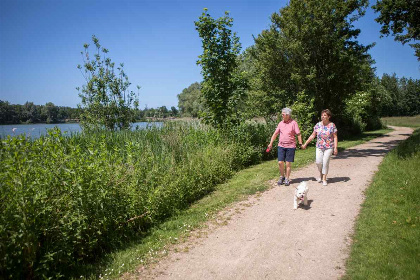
[[344, 128, 420, 280]]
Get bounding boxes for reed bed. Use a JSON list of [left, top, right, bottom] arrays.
[[0, 120, 275, 279]]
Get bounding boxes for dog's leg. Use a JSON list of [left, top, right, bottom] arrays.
[[293, 197, 298, 210]]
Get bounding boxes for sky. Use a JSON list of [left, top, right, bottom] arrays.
[[1, 0, 419, 110]]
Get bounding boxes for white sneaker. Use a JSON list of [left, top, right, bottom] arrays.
[[316, 177, 322, 183], [322, 180, 327, 186]]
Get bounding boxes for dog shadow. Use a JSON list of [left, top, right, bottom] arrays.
[[298, 199, 313, 210]]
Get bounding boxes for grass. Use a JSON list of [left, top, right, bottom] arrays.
[[381, 115, 420, 128], [343, 128, 420, 280], [74, 128, 392, 279]]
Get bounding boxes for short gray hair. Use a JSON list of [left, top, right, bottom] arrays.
[[282, 107, 292, 115]]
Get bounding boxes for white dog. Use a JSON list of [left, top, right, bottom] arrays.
[[294, 181, 309, 210]]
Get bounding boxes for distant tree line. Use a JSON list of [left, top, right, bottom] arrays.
[[0, 101, 180, 125], [133, 106, 179, 120], [377, 74, 420, 117], [0, 101, 80, 124]]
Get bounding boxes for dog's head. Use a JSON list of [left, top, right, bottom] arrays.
[[295, 181, 309, 201]]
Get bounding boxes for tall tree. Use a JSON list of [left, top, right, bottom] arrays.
[[195, 9, 247, 128], [77, 35, 139, 131], [41, 102, 59, 123], [379, 73, 420, 116], [372, 0, 420, 60], [177, 82, 203, 117], [252, 0, 376, 135]]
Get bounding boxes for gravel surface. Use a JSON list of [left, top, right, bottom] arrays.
[[126, 126, 413, 280]]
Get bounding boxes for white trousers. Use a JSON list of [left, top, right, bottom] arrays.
[[316, 148, 334, 175]]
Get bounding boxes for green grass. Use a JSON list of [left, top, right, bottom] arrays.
[[381, 115, 420, 128], [343, 128, 420, 280], [74, 128, 391, 279]]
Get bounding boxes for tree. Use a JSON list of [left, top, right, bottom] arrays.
[[170, 106, 179, 117], [401, 77, 420, 116], [23, 102, 39, 123], [177, 82, 203, 117], [252, 0, 377, 135], [378, 73, 420, 116], [372, 0, 420, 60], [41, 102, 58, 123], [77, 35, 139, 131], [157, 106, 169, 118], [195, 9, 247, 128]]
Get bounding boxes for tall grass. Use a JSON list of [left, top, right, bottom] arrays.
[[344, 128, 420, 279], [0, 121, 275, 279]]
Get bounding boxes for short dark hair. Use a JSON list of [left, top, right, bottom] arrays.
[[321, 109, 332, 117]]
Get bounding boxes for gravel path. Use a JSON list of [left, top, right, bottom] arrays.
[[128, 126, 413, 280]]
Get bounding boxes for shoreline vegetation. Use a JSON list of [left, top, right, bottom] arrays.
[[0, 117, 193, 126], [0, 120, 275, 279]]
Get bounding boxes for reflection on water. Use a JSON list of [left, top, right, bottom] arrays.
[[0, 122, 163, 139]]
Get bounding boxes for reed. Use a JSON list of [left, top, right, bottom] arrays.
[[0, 120, 275, 279]]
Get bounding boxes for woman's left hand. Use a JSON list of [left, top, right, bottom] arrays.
[[333, 148, 338, 155]]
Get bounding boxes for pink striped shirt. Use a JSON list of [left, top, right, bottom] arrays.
[[275, 119, 301, 148]]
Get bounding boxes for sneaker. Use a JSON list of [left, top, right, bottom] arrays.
[[284, 178, 290, 186], [322, 180, 327, 186], [316, 177, 322, 183], [277, 176, 285, 186]]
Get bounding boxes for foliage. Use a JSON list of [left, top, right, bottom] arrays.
[[77, 35, 139, 131], [291, 90, 316, 141], [251, 0, 377, 137], [177, 82, 204, 117], [372, 0, 420, 60], [195, 9, 247, 128], [0, 100, 80, 124], [378, 73, 420, 117], [344, 129, 420, 279], [0, 121, 275, 279], [0, 99, 182, 125]]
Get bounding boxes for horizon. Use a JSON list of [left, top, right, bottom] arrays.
[[1, 0, 419, 109]]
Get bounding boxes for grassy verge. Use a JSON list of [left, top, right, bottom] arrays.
[[381, 115, 420, 128], [343, 128, 420, 280], [76, 129, 391, 279]]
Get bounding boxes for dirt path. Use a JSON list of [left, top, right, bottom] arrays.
[[129, 126, 413, 280]]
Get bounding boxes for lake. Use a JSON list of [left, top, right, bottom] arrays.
[[0, 122, 163, 139]]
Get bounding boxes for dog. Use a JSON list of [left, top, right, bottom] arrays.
[[294, 181, 309, 210]]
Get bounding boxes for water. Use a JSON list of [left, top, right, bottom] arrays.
[[0, 122, 163, 139]]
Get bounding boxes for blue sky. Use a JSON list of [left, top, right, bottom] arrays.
[[1, 0, 419, 110]]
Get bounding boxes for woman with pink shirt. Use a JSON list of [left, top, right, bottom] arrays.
[[302, 109, 338, 186], [267, 108, 303, 186]]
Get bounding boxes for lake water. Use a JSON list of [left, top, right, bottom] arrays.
[[0, 122, 163, 139]]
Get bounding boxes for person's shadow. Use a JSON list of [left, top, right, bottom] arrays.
[[293, 177, 351, 184]]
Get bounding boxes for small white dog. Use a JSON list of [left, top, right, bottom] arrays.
[[294, 181, 309, 210]]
